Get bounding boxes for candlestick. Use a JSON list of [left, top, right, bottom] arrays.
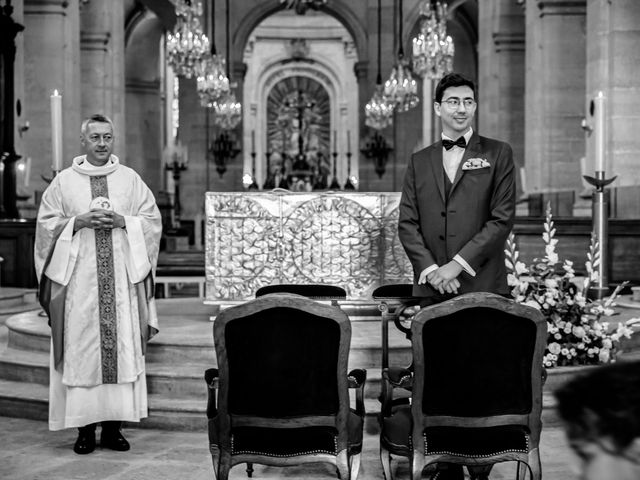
[[594, 91, 606, 173], [333, 129, 337, 151], [251, 130, 255, 153], [347, 130, 351, 153], [51, 90, 63, 171]]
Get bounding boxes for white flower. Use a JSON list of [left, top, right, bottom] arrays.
[[507, 273, 519, 287], [515, 261, 528, 275], [599, 348, 610, 363], [602, 339, 613, 349], [561, 348, 569, 356], [548, 342, 562, 355], [573, 326, 586, 338], [554, 333, 562, 340]]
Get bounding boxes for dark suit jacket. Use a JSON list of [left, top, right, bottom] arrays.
[[398, 132, 516, 297]]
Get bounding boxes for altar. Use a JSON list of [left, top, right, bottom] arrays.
[[204, 191, 412, 303]]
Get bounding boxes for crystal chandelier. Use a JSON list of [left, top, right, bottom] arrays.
[[365, 0, 394, 129], [383, 0, 419, 112], [280, 0, 327, 15], [166, 0, 209, 79], [366, 87, 394, 130], [196, 0, 229, 107], [211, 0, 241, 129], [213, 91, 242, 130], [384, 59, 419, 112], [412, 1, 455, 79], [197, 55, 230, 107]]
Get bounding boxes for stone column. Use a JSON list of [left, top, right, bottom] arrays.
[[524, 0, 586, 202], [23, 0, 81, 193], [478, 0, 525, 199], [585, 0, 640, 217], [79, 0, 125, 159]]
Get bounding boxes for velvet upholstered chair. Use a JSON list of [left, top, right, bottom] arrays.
[[379, 292, 547, 480], [204, 293, 366, 480]]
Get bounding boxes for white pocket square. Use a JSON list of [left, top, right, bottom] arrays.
[[462, 158, 491, 170]]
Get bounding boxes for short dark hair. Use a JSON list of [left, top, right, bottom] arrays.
[[434, 73, 477, 103], [555, 361, 640, 452]]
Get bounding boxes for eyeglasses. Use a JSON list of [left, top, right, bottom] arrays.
[[87, 134, 114, 144], [440, 98, 477, 109]]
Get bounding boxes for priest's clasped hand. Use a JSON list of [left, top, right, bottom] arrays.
[[74, 209, 125, 231]]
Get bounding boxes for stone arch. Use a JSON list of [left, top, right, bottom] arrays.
[[233, 1, 367, 63]]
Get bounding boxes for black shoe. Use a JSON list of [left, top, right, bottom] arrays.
[[100, 421, 130, 451], [73, 425, 96, 455]]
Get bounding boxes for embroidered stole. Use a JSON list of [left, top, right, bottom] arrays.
[[90, 176, 118, 383]]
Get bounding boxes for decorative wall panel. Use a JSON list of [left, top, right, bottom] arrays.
[[205, 191, 412, 302]]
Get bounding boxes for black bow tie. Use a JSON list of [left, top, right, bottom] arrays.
[[442, 137, 467, 150]]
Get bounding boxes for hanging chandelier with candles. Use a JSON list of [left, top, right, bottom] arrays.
[[365, 0, 394, 130], [412, 0, 454, 79], [383, 0, 419, 112], [196, 0, 230, 106], [212, 0, 241, 129], [213, 92, 242, 129], [167, 0, 210, 79]]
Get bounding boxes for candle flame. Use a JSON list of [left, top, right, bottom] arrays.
[[597, 91, 604, 98], [53, 89, 59, 96]]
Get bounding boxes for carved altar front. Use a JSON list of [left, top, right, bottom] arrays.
[[204, 191, 412, 303]]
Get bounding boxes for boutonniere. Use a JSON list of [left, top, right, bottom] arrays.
[[462, 158, 491, 170]]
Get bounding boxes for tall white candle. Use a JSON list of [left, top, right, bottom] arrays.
[[594, 91, 606, 173], [251, 130, 255, 153], [347, 130, 351, 153], [50, 90, 63, 171], [24, 157, 31, 187]]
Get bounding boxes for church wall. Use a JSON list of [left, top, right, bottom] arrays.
[[80, 0, 126, 161], [22, 0, 81, 197], [524, 0, 586, 202], [124, 14, 164, 196], [478, 0, 525, 199]]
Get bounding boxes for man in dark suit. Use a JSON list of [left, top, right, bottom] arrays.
[[398, 73, 516, 480], [399, 72, 515, 305]]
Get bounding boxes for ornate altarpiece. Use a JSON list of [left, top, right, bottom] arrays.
[[205, 191, 412, 303]]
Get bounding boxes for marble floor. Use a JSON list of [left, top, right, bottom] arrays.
[[0, 416, 579, 480]]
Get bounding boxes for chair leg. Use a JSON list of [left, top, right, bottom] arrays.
[[210, 445, 220, 480], [380, 444, 393, 480], [349, 453, 362, 480], [246, 462, 253, 478], [528, 448, 542, 480], [411, 453, 425, 480], [336, 450, 350, 480], [217, 449, 232, 480]]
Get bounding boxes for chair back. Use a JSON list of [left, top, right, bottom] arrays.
[[214, 293, 351, 426], [255, 284, 347, 300], [410, 293, 546, 434]]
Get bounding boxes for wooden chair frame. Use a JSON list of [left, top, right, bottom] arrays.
[[380, 292, 547, 480], [206, 293, 366, 480]]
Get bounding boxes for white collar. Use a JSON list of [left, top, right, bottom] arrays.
[[71, 155, 120, 176]]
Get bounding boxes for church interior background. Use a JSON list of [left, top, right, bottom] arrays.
[[2, 0, 640, 293], [1, 2, 640, 479]]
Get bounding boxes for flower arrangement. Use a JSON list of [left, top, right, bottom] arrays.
[[505, 204, 638, 368]]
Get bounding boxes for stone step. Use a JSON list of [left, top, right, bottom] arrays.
[[0, 288, 38, 310], [4, 309, 413, 369]]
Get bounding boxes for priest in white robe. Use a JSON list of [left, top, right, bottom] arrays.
[[34, 114, 162, 454]]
